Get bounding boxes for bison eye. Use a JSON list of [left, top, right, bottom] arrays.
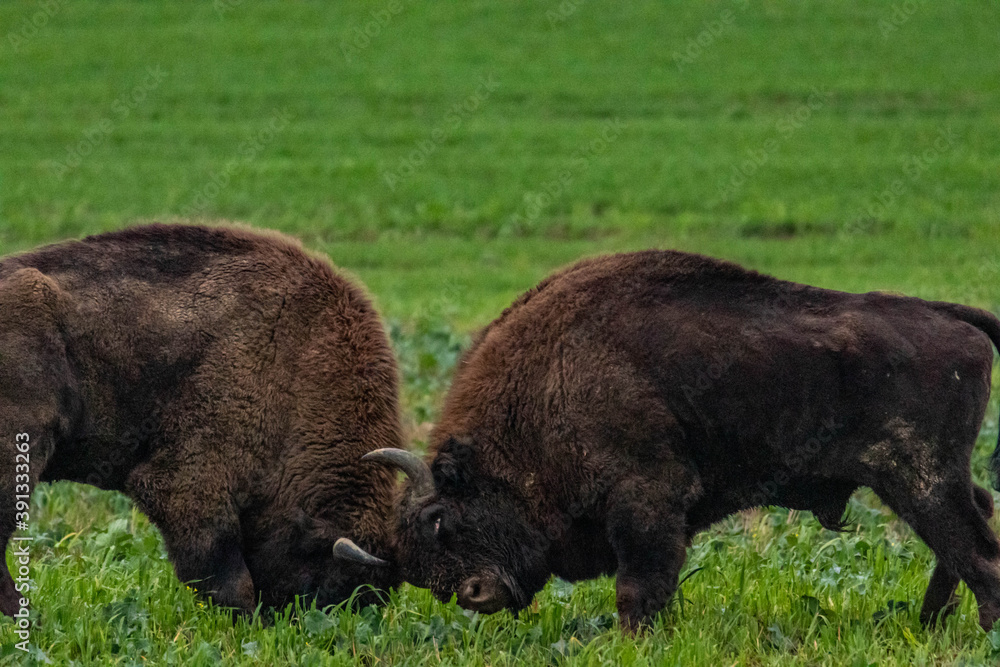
[[419, 505, 443, 536], [419, 504, 453, 544]]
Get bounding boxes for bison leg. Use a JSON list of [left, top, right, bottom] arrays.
[[0, 269, 74, 616], [873, 476, 1000, 631], [919, 485, 995, 625], [607, 474, 696, 632], [920, 565, 960, 625], [127, 461, 256, 615]]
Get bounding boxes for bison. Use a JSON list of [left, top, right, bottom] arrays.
[[0, 223, 402, 616], [338, 250, 1000, 632]]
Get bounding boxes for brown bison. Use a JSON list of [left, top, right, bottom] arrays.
[[338, 250, 1000, 632], [0, 223, 402, 616]]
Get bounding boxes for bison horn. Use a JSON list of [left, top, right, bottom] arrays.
[[362, 448, 434, 499], [333, 537, 388, 567]]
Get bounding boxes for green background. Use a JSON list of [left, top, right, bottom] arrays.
[[1, 1, 999, 664]]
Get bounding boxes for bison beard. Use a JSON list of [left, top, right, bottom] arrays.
[[0, 224, 404, 616], [340, 250, 1000, 633]]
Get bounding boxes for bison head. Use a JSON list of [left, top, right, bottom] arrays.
[[335, 440, 551, 615], [244, 508, 400, 612]]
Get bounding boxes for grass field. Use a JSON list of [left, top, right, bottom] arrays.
[[1, 1, 1000, 664]]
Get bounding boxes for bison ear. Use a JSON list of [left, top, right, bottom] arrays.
[[431, 437, 474, 494]]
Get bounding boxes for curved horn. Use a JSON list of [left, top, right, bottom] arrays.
[[363, 448, 434, 499], [333, 537, 388, 567]]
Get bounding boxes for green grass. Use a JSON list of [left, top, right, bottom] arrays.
[[1, 0, 999, 664]]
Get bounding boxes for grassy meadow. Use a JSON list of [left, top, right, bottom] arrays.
[[1, 1, 999, 664]]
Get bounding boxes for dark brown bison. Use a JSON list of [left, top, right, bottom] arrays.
[[338, 250, 1000, 632], [0, 223, 402, 617]]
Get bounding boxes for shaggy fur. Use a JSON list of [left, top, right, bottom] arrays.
[[392, 250, 1000, 631], [0, 224, 402, 616]]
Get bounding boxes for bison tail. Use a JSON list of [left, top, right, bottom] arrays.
[[931, 302, 1000, 490]]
